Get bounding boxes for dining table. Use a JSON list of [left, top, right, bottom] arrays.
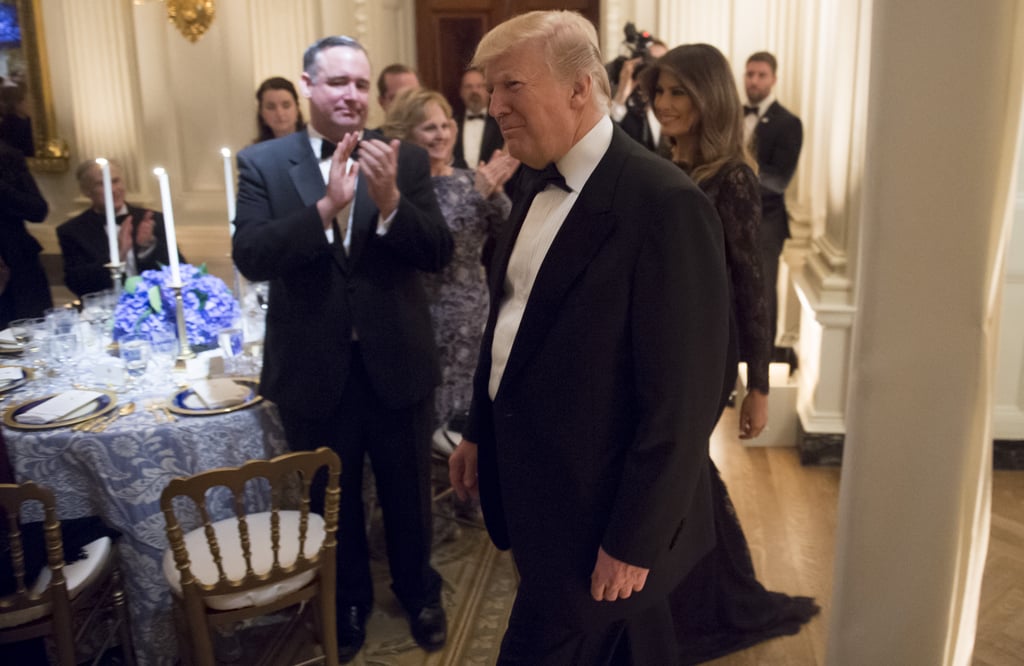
[[1, 338, 286, 666]]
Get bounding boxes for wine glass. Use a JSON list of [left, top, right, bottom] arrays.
[[119, 334, 151, 384]]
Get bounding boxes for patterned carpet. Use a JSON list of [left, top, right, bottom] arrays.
[[358, 518, 516, 666], [231, 516, 517, 666]]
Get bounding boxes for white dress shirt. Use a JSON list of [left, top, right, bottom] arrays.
[[744, 93, 776, 144], [307, 126, 398, 249], [461, 110, 487, 169], [488, 115, 613, 399]]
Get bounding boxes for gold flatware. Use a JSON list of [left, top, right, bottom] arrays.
[[92, 402, 136, 433]]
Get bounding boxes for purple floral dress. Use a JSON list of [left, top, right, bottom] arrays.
[[423, 168, 510, 427]]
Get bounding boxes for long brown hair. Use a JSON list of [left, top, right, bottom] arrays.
[[640, 43, 754, 184], [254, 76, 306, 143]]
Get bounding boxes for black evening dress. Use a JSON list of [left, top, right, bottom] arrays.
[[669, 160, 819, 663]]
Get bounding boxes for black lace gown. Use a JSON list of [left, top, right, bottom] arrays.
[[670, 161, 819, 664]]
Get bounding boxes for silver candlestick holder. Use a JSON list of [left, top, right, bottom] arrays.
[[172, 284, 196, 367], [104, 261, 126, 298]]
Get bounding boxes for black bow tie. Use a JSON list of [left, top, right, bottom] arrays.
[[743, 105, 759, 116], [321, 139, 360, 161], [466, 113, 486, 121], [524, 163, 571, 194]]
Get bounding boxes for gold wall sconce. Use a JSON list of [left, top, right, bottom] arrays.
[[165, 0, 216, 42]]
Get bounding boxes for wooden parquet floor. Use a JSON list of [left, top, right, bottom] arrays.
[[30, 220, 1024, 664]]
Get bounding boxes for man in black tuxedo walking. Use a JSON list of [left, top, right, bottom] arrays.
[[448, 10, 729, 665], [232, 35, 453, 662], [744, 51, 803, 352]]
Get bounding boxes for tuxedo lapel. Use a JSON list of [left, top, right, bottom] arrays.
[[287, 131, 325, 209], [495, 131, 627, 393]]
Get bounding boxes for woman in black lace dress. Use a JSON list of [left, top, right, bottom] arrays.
[[642, 44, 819, 663], [382, 88, 518, 430]]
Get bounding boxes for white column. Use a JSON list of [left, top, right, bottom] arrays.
[[828, 2, 1024, 665], [61, 0, 145, 191], [992, 144, 1024, 440]]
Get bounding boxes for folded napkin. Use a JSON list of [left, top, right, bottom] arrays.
[[16, 390, 104, 425], [184, 379, 250, 410], [0, 329, 24, 350], [0, 366, 24, 387]]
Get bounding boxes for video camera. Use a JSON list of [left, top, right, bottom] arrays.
[[606, 22, 656, 85]]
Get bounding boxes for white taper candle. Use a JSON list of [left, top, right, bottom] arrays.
[[153, 167, 182, 286], [220, 147, 236, 235], [96, 158, 118, 265]]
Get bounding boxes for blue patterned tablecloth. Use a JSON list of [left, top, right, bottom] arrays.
[[3, 373, 288, 666]]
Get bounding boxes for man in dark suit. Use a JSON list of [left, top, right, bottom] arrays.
[[57, 159, 183, 297], [448, 11, 729, 664], [452, 67, 504, 170], [232, 36, 453, 662], [744, 51, 803, 352], [0, 138, 51, 327]]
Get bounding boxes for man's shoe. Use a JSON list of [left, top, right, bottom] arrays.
[[409, 603, 447, 652], [336, 605, 368, 663]]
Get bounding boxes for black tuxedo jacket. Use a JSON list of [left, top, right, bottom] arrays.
[[56, 204, 181, 297], [752, 101, 803, 232], [232, 128, 452, 416], [465, 125, 730, 627], [0, 140, 50, 324], [452, 112, 504, 169]]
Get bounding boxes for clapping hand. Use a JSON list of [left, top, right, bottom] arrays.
[[474, 149, 520, 198], [317, 132, 361, 228], [358, 138, 401, 219]]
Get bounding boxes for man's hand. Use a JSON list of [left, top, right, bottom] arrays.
[[317, 132, 361, 228], [613, 57, 643, 106], [358, 138, 401, 220], [590, 546, 649, 602], [134, 210, 157, 248], [448, 439, 480, 501]]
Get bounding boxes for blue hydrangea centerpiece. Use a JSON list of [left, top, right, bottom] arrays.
[[112, 264, 240, 348]]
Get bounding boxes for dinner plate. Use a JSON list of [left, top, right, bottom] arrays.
[[0, 365, 32, 394], [166, 378, 262, 416], [3, 389, 117, 430], [0, 344, 25, 356]]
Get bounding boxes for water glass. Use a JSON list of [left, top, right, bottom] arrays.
[[218, 327, 243, 374], [49, 331, 80, 367], [120, 335, 151, 379], [149, 329, 178, 374], [8, 318, 36, 345], [44, 306, 78, 336], [82, 289, 116, 325]]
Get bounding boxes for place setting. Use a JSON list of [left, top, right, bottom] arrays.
[[167, 377, 261, 416], [2, 387, 118, 431]]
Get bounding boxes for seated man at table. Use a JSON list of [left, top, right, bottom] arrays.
[[57, 159, 185, 297]]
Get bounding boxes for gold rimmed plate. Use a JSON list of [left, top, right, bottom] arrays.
[[3, 389, 117, 430], [166, 378, 262, 416], [0, 365, 33, 394]]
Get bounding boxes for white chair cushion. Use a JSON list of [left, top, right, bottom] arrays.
[[0, 536, 113, 628], [162, 511, 325, 611]]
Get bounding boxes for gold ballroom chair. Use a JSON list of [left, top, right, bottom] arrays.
[[0, 481, 135, 666], [160, 447, 341, 666]]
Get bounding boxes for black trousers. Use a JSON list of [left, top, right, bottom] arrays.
[[497, 583, 679, 666], [277, 343, 441, 614]]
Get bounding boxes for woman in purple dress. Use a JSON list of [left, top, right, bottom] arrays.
[[382, 88, 518, 430]]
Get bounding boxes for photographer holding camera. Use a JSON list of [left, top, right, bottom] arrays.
[[608, 23, 668, 154]]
